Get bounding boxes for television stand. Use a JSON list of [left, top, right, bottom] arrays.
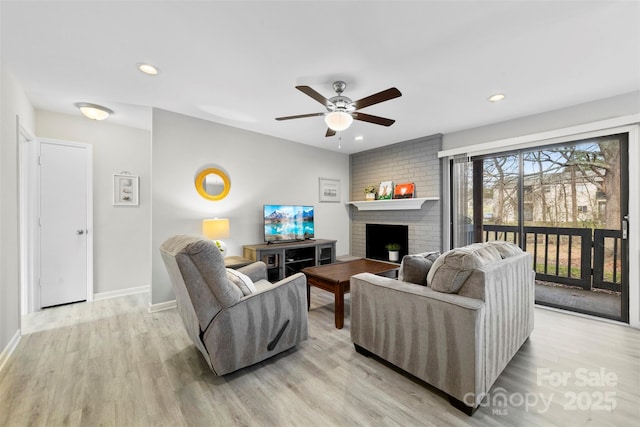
[[243, 239, 336, 282], [267, 239, 305, 245]]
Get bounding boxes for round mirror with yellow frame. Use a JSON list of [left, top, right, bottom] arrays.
[[195, 168, 231, 201]]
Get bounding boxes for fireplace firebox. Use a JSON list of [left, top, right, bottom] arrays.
[[366, 224, 409, 262]]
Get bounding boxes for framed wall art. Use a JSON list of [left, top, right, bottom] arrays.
[[319, 177, 340, 202], [113, 173, 139, 206]]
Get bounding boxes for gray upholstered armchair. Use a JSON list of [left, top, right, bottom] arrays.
[[160, 235, 308, 375]]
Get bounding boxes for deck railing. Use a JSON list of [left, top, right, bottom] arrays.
[[482, 224, 622, 292]]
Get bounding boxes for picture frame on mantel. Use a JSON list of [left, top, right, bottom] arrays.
[[319, 177, 340, 202], [378, 181, 393, 200], [394, 182, 415, 199], [113, 173, 139, 206]]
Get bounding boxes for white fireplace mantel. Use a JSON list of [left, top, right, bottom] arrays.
[[346, 197, 438, 211]]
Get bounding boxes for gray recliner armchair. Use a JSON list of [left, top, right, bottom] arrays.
[[160, 235, 308, 375]]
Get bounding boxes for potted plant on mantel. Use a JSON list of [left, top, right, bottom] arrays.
[[364, 185, 377, 200], [385, 243, 401, 262]]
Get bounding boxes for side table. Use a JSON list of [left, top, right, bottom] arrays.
[[224, 256, 254, 269]]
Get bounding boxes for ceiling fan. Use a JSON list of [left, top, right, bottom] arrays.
[[275, 81, 402, 137]]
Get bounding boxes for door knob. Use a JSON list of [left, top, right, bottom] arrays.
[[77, 229, 85, 235]]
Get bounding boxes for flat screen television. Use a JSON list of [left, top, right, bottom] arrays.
[[263, 204, 314, 243]]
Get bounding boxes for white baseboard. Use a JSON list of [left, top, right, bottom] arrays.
[[0, 329, 22, 373], [148, 299, 176, 313], [93, 285, 150, 301]]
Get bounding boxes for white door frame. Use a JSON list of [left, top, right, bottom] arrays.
[[18, 122, 35, 315], [21, 137, 93, 313]]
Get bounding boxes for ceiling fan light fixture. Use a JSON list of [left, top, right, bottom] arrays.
[[325, 111, 353, 131], [75, 102, 113, 120]]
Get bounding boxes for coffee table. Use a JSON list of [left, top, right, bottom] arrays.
[[301, 258, 400, 329]]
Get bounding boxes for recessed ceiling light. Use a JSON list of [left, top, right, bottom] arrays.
[[488, 93, 506, 102], [138, 63, 158, 75], [354, 135, 364, 141], [74, 102, 113, 120]]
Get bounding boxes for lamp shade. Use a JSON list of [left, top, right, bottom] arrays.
[[324, 111, 353, 131], [202, 218, 230, 240]]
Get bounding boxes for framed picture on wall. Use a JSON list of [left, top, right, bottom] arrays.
[[319, 177, 340, 202], [113, 173, 139, 206]]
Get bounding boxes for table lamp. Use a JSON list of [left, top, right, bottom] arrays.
[[202, 218, 230, 257]]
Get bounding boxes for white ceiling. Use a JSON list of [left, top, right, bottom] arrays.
[[2, 1, 639, 154]]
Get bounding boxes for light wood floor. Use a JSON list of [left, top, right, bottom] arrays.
[[1, 288, 639, 426]]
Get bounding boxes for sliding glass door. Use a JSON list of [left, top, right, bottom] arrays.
[[451, 134, 629, 322]]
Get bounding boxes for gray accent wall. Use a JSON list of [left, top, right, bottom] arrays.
[[349, 134, 442, 257], [151, 108, 350, 305]]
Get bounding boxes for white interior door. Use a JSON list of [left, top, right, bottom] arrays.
[[39, 140, 91, 308]]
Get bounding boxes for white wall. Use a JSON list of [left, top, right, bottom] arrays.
[[1, 68, 35, 355], [35, 111, 152, 296], [443, 91, 640, 150], [151, 108, 350, 305]]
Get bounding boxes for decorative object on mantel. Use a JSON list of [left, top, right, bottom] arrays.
[[385, 243, 401, 262], [113, 172, 139, 206], [364, 185, 377, 200], [378, 181, 393, 200], [347, 197, 439, 211], [394, 183, 414, 199], [319, 177, 341, 202]]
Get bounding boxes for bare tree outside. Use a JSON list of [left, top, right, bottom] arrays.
[[477, 136, 624, 294]]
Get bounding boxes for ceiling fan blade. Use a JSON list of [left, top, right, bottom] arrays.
[[353, 112, 396, 127], [353, 87, 402, 110], [325, 128, 336, 137], [296, 86, 332, 106], [275, 112, 325, 121]]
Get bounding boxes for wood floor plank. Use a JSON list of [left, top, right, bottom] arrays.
[[1, 290, 639, 426]]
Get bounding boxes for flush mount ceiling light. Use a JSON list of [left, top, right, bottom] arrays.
[[137, 63, 158, 75], [488, 93, 506, 102], [324, 111, 354, 131], [74, 102, 113, 120], [354, 135, 364, 141]]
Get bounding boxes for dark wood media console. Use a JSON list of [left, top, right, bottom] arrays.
[[242, 239, 336, 282]]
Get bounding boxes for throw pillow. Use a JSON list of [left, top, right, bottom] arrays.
[[226, 268, 257, 296], [427, 244, 502, 293], [398, 251, 440, 285]]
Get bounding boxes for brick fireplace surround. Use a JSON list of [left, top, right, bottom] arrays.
[[349, 134, 442, 257]]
